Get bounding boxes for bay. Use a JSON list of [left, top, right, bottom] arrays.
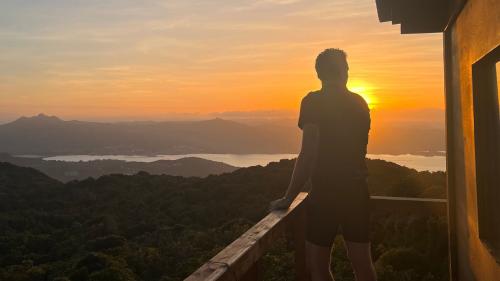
[[43, 153, 446, 172]]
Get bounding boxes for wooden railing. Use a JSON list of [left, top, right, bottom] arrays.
[[185, 192, 447, 281]]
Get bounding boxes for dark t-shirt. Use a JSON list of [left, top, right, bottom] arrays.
[[298, 90, 370, 181]]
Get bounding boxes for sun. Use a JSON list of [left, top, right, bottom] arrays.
[[347, 81, 377, 109]]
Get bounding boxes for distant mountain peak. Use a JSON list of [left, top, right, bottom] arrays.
[[12, 113, 63, 124], [35, 113, 62, 121]]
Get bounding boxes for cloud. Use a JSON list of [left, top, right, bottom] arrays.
[[229, 0, 302, 11], [1, 0, 445, 120]]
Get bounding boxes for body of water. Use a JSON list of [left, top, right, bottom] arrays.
[[42, 153, 446, 172]]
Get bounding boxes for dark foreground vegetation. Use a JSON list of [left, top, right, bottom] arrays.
[[0, 159, 448, 281]]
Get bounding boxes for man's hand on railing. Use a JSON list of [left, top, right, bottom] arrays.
[[269, 197, 293, 211]]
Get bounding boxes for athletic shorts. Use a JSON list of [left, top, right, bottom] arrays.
[[306, 177, 371, 247]]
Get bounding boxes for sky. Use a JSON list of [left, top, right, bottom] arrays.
[[0, 0, 445, 123]]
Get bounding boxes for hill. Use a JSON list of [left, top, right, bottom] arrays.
[[0, 114, 445, 156], [0, 159, 447, 281], [0, 154, 237, 182]]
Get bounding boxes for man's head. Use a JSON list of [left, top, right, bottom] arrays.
[[315, 48, 348, 85]]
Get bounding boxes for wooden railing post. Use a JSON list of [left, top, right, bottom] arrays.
[[241, 259, 262, 281], [293, 200, 310, 281]]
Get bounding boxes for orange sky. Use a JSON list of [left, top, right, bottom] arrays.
[[0, 0, 444, 122]]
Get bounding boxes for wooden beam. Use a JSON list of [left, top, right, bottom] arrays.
[[375, 0, 393, 22], [375, 0, 451, 34], [400, 0, 450, 34], [371, 196, 447, 216]]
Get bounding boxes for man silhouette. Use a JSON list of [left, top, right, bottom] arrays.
[[270, 49, 377, 281]]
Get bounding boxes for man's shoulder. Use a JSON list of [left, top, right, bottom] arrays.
[[348, 91, 369, 111], [302, 91, 322, 104]]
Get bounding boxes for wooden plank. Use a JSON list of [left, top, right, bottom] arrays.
[[185, 192, 309, 281]]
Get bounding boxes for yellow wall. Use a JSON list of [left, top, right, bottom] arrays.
[[446, 0, 500, 279]]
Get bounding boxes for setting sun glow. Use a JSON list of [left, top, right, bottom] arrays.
[[348, 81, 377, 109]]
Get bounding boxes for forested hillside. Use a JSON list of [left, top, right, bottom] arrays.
[[0, 159, 448, 281], [0, 154, 237, 182]]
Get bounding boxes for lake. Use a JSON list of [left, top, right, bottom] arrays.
[[43, 153, 446, 172]]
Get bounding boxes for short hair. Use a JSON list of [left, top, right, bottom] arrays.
[[315, 48, 348, 81]]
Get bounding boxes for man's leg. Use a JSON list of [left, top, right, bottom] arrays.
[[306, 241, 334, 281], [345, 241, 377, 281]]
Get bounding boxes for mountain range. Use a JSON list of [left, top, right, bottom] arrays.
[[0, 114, 298, 155], [0, 114, 445, 156]]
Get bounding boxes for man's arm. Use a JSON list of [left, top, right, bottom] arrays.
[[269, 124, 319, 210]]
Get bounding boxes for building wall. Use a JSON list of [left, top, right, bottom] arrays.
[[445, 0, 500, 280]]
